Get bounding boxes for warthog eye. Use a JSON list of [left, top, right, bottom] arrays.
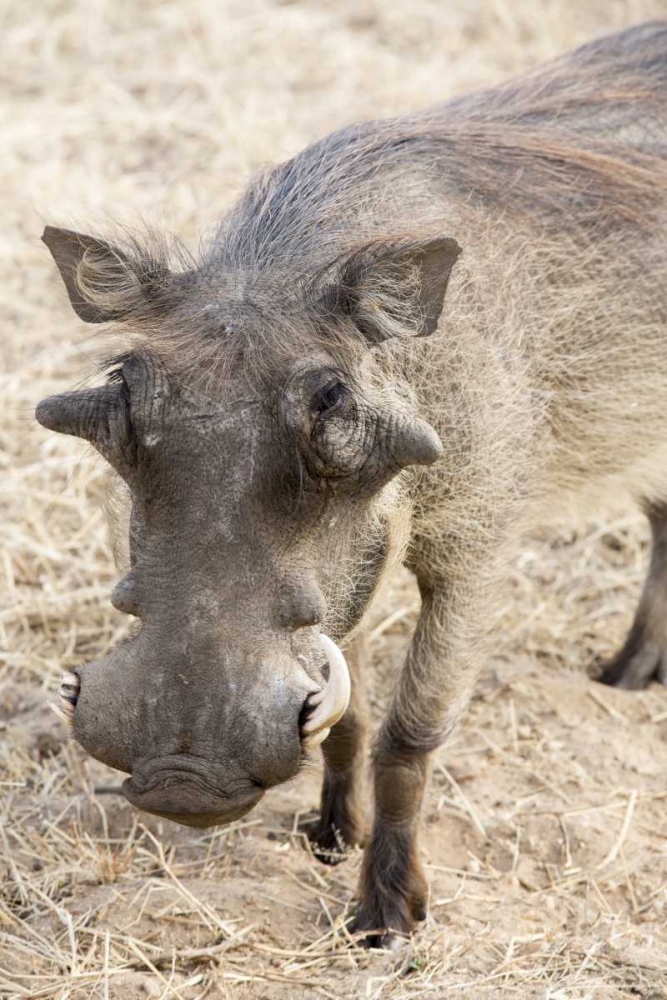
[[312, 380, 348, 417]]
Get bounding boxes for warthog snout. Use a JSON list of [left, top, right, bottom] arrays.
[[57, 631, 350, 827]]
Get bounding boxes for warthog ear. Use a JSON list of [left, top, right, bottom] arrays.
[[325, 236, 462, 344], [42, 226, 170, 324]]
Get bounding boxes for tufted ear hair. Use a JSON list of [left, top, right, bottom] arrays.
[[322, 236, 462, 345], [42, 226, 173, 324]]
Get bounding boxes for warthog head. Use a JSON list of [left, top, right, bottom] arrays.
[[37, 225, 460, 828]]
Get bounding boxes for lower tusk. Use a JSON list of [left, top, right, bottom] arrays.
[[302, 726, 331, 751], [52, 671, 80, 727], [301, 634, 351, 749], [50, 701, 73, 727]]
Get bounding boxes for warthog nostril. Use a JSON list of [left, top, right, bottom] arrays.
[[50, 670, 80, 727]]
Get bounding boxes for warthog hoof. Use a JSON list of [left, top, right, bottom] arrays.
[[599, 633, 667, 690], [307, 820, 355, 866], [306, 771, 365, 865], [351, 852, 428, 949]]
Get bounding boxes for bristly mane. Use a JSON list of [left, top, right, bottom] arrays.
[[208, 20, 667, 273], [76, 20, 667, 380]]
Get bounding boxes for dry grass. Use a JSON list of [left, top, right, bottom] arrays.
[[2, 1, 667, 997]]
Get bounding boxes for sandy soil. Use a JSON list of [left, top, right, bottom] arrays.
[[2, 2, 667, 997]]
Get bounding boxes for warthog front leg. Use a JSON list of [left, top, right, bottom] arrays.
[[600, 503, 667, 689], [308, 635, 369, 863], [352, 580, 488, 948]]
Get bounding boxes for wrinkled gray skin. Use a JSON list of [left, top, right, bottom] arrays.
[[56, 367, 328, 823], [36, 22, 667, 947]]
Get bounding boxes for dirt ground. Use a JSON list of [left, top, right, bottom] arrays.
[[2, 1, 667, 997]]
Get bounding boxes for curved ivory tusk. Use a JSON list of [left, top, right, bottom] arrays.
[[50, 701, 73, 726], [302, 634, 351, 750], [52, 670, 81, 727]]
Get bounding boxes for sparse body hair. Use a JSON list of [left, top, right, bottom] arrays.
[[38, 22, 667, 947]]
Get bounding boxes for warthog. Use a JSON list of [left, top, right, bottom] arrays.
[[38, 22, 667, 946]]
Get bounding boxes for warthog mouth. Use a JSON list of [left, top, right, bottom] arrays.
[[121, 759, 265, 828]]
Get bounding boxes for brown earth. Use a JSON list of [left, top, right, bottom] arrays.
[[2, 2, 667, 997]]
